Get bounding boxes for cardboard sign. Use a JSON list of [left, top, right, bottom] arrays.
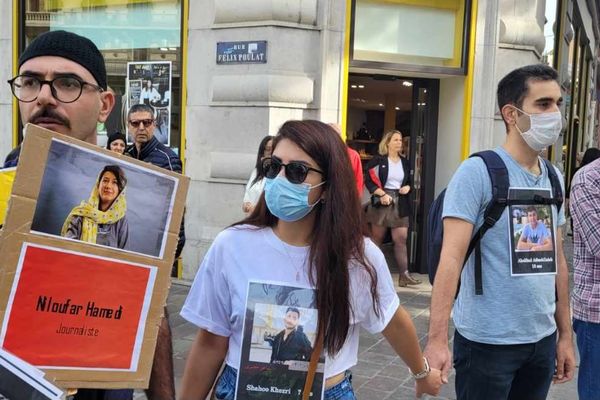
[[1, 243, 156, 370], [237, 281, 324, 400], [0, 124, 189, 389], [0, 168, 15, 225]]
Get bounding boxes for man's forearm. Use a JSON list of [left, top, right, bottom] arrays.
[[428, 256, 462, 342]]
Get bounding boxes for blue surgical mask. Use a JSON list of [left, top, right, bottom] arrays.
[[264, 176, 325, 222]]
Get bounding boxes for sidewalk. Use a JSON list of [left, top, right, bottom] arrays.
[[163, 238, 578, 400]]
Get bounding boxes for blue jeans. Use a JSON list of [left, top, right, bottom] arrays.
[[573, 318, 600, 400], [453, 330, 556, 400], [214, 364, 356, 399]]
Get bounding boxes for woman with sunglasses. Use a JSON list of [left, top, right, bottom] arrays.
[[365, 130, 419, 287], [180, 120, 442, 399]]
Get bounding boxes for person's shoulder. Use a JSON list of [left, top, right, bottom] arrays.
[[3, 146, 21, 168], [215, 225, 266, 246]]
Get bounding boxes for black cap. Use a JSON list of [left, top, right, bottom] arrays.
[[19, 30, 107, 90], [106, 132, 127, 149]]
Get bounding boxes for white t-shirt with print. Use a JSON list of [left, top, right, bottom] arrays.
[[181, 225, 400, 378]]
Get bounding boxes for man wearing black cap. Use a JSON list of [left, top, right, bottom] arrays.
[[4, 30, 175, 400]]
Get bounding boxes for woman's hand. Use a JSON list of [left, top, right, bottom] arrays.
[[415, 368, 443, 398], [381, 194, 393, 206], [399, 185, 411, 195]]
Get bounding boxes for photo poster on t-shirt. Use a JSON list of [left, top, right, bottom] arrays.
[[126, 61, 172, 147], [236, 281, 325, 400], [508, 187, 557, 276]]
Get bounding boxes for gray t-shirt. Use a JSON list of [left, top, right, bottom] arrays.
[[443, 147, 565, 344]]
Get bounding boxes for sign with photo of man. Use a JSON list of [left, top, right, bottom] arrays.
[[126, 61, 172, 146], [508, 188, 557, 275]]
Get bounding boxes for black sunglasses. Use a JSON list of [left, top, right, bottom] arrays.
[[262, 157, 323, 184], [129, 119, 155, 128]]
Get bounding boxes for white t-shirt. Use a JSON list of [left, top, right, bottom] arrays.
[[181, 226, 399, 377], [384, 158, 405, 190], [243, 169, 265, 205]]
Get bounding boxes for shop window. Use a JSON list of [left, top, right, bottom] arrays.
[[352, 0, 469, 72], [21, 0, 183, 154]]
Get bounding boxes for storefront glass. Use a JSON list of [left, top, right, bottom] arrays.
[[21, 0, 183, 154], [352, 0, 468, 71]]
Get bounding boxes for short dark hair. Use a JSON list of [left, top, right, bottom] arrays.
[[581, 148, 600, 167], [526, 207, 537, 215], [285, 307, 300, 317], [128, 104, 155, 119], [497, 64, 559, 119]]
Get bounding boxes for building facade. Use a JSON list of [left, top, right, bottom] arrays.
[[1, 0, 598, 279]]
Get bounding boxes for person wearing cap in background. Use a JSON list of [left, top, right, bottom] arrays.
[[106, 132, 127, 155], [4, 30, 175, 400]]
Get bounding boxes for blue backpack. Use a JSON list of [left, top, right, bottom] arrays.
[[426, 150, 563, 295]]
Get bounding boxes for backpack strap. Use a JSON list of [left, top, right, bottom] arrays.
[[466, 151, 510, 295], [542, 158, 563, 212]]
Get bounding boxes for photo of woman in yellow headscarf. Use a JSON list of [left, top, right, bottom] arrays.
[[61, 165, 129, 249]]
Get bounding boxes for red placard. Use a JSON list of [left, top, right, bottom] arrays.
[[1, 244, 156, 370]]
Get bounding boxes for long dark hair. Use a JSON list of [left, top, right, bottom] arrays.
[[235, 120, 380, 355], [251, 135, 273, 186]]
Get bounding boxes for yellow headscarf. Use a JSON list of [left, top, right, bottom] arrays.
[[61, 170, 127, 244]]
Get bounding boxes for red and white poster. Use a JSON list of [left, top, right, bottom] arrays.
[[0, 243, 156, 371]]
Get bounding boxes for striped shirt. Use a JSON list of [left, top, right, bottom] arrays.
[[570, 158, 600, 323]]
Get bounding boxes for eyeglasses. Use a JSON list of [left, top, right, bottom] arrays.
[[128, 119, 155, 128], [262, 157, 323, 184], [7, 75, 103, 103]]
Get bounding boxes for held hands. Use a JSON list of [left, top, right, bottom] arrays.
[[423, 341, 452, 384], [415, 368, 443, 398], [381, 194, 394, 206]]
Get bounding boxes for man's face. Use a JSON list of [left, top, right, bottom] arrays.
[[128, 111, 155, 146], [527, 211, 538, 226], [283, 311, 299, 330], [512, 79, 563, 133], [17, 56, 114, 144]]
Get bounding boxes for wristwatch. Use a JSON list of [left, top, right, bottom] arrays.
[[409, 356, 431, 379]]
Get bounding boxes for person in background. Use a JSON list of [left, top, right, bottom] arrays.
[[106, 132, 127, 154], [365, 129, 418, 286], [179, 120, 442, 399], [242, 135, 273, 214], [570, 151, 600, 400], [566, 147, 600, 236], [329, 123, 364, 197]]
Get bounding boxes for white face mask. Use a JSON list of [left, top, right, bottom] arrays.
[[513, 106, 562, 152]]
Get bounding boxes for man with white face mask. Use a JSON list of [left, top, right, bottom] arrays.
[[424, 64, 575, 399]]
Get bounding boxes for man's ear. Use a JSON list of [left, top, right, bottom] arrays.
[[501, 104, 518, 126], [98, 91, 116, 123]]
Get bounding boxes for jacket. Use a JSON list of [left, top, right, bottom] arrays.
[[365, 155, 412, 217], [267, 327, 313, 363], [3, 146, 21, 168], [126, 136, 182, 173], [126, 136, 186, 258]]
